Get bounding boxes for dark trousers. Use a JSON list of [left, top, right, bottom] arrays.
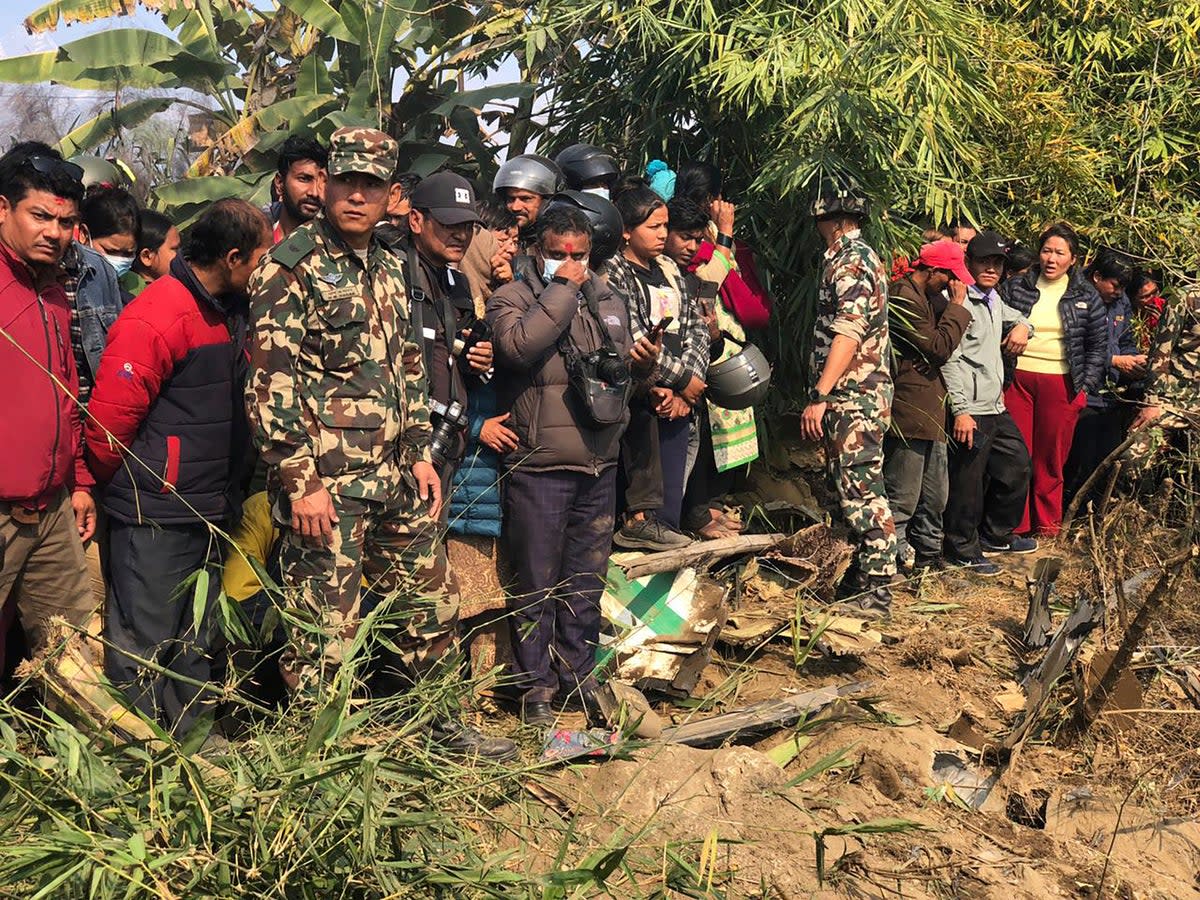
[[1064, 405, 1129, 504], [882, 436, 948, 562], [621, 400, 663, 514], [505, 466, 616, 703], [657, 415, 691, 531], [944, 412, 1031, 559], [104, 520, 220, 737]]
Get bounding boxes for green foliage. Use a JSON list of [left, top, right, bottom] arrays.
[[505, 0, 1200, 399]]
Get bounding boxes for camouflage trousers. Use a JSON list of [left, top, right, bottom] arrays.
[[823, 404, 898, 578], [278, 491, 460, 695]]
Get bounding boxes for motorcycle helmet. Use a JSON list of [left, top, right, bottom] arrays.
[[543, 190, 623, 267], [555, 143, 620, 191], [706, 335, 772, 410], [493, 153, 564, 197]]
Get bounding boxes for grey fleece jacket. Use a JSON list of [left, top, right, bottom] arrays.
[[941, 285, 1033, 417]]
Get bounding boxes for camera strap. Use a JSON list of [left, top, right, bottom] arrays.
[[404, 241, 464, 409], [555, 277, 621, 361]]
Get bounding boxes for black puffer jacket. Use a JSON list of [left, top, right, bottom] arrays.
[[999, 266, 1107, 397]]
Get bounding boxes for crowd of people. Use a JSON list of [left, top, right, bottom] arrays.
[[0, 128, 1191, 757]]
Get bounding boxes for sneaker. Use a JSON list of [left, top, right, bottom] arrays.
[[945, 554, 1001, 576], [431, 719, 519, 763], [981, 535, 1038, 554], [912, 555, 946, 572], [613, 514, 693, 551]]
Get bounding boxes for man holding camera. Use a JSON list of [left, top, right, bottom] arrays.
[[248, 128, 514, 761], [388, 171, 493, 500], [488, 205, 659, 725]]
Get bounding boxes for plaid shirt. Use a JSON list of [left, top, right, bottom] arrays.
[[603, 254, 709, 390], [59, 242, 92, 406]]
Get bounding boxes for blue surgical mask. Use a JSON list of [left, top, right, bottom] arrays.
[[542, 257, 564, 282], [102, 253, 135, 278], [583, 187, 611, 201]]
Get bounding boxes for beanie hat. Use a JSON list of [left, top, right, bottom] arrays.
[[646, 159, 676, 201]]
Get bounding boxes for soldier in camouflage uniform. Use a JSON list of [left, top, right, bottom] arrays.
[[800, 175, 898, 616], [247, 126, 515, 760], [1125, 286, 1200, 472]]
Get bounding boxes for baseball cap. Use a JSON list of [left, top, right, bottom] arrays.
[[966, 230, 1011, 261], [918, 240, 975, 285], [408, 171, 480, 226], [327, 126, 397, 181]]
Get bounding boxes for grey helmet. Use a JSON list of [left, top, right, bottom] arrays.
[[542, 190, 623, 267], [706, 335, 771, 410], [810, 173, 869, 219], [67, 154, 125, 189], [493, 153, 564, 197]]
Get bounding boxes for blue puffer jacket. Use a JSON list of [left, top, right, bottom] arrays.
[[448, 381, 503, 537], [1000, 265, 1107, 397]]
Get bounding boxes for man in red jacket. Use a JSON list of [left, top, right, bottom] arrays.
[[0, 142, 96, 674], [86, 199, 271, 736]]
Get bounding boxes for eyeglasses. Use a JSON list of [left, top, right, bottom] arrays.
[[25, 156, 85, 184]]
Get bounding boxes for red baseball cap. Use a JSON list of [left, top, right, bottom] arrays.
[[918, 240, 975, 286]]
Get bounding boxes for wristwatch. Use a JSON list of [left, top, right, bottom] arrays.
[[716, 233, 735, 249], [808, 388, 834, 403]]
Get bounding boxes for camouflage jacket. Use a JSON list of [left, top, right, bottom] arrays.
[[246, 216, 432, 505], [1143, 286, 1200, 414], [811, 229, 893, 411]]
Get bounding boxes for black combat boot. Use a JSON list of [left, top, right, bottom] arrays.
[[431, 719, 519, 763]]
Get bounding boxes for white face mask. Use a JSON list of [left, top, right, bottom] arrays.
[[582, 187, 611, 201], [542, 257, 564, 282], [102, 253, 135, 278]]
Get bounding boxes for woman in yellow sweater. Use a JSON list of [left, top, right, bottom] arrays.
[[999, 223, 1107, 538]]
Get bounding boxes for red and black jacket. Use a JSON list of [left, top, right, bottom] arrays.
[[86, 255, 249, 525]]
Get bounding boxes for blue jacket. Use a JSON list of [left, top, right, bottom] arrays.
[[1088, 293, 1140, 409], [69, 241, 127, 383], [1000, 265, 1107, 397], [448, 381, 503, 537]]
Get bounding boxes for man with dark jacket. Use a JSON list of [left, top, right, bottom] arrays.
[[883, 241, 973, 571], [86, 199, 271, 735], [488, 204, 657, 725], [0, 143, 96, 675], [1064, 250, 1145, 503]]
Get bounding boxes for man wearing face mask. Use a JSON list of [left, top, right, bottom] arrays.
[[390, 171, 492, 498], [555, 144, 621, 201], [64, 186, 141, 408], [488, 204, 659, 725]]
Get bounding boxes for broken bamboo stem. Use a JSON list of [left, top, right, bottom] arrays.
[[1060, 432, 1139, 536], [619, 533, 786, 580], [1079, 545, 1195, 731]]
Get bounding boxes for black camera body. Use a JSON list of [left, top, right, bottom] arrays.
[[429, 399, 469, 469]]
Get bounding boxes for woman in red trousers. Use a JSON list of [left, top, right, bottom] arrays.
[[999, 223, 1106, 538]]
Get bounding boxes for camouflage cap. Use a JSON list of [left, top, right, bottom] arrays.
[[327, 126, 397, 181], [810, 174, 869, 219]]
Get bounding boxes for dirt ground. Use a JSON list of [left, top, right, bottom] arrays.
[[515, 545, 1200, 898]]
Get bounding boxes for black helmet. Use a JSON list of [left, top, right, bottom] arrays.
[[493, 153, 564, 197], [706, 335, 771, 410], [555, 143, 620, 191], [810, 173, 869, 219], [543, 190, 623, 267]]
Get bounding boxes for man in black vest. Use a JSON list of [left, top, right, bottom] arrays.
[[391, 172, 493, 497]]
